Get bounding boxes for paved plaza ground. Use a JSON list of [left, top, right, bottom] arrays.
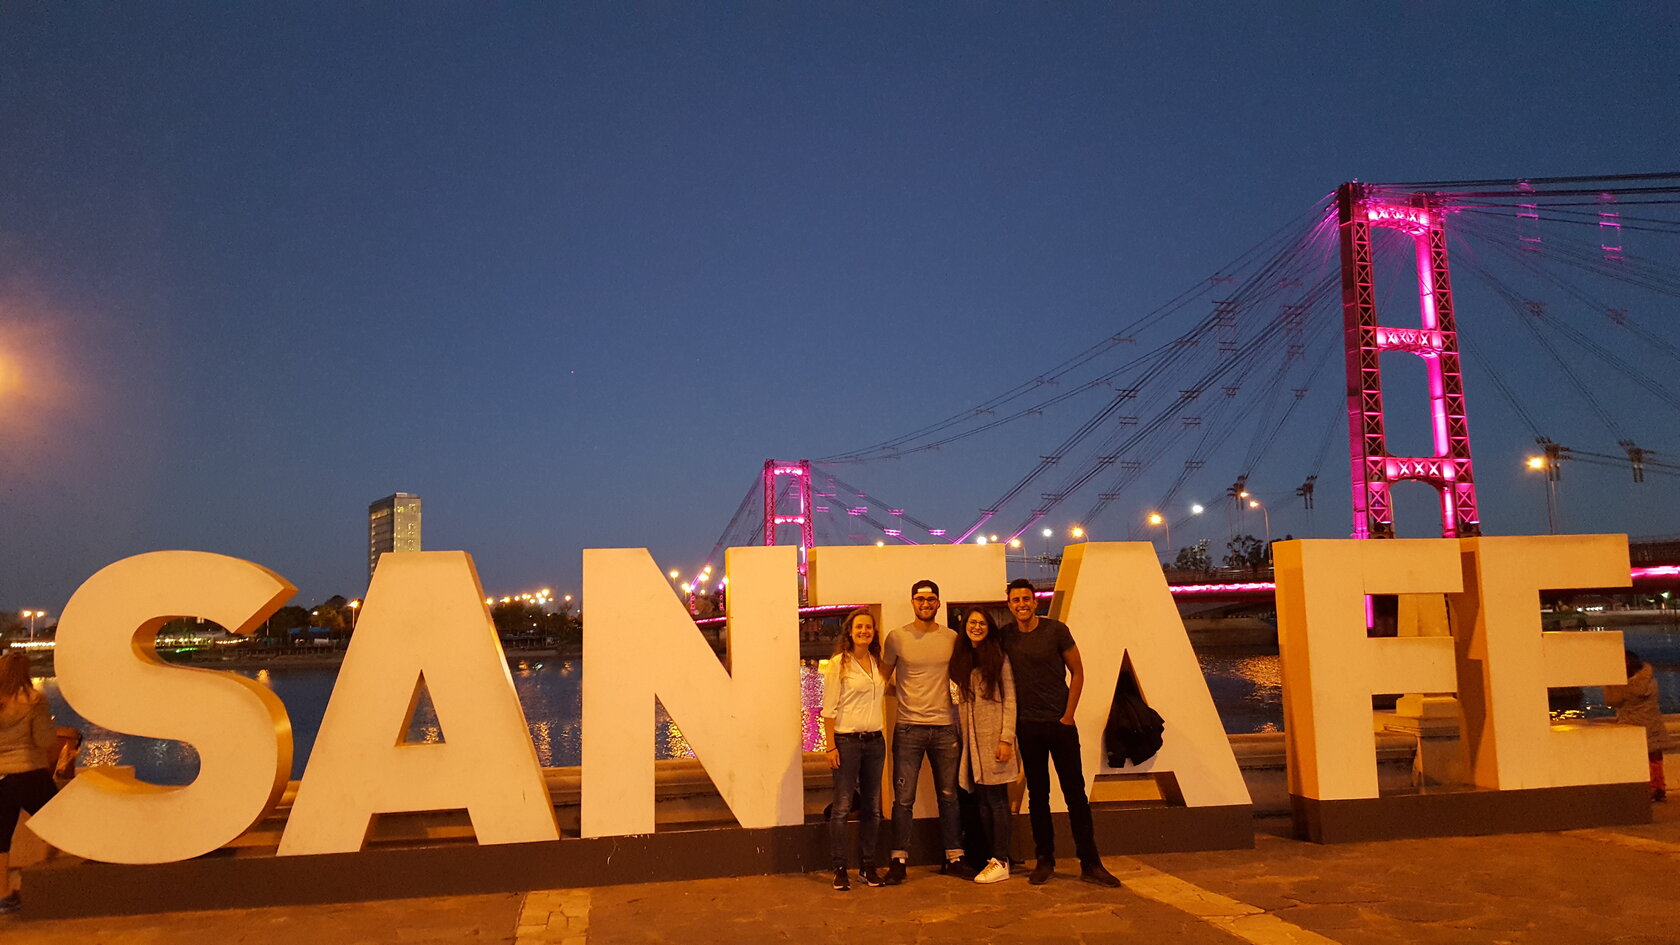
[[7, 806, 1680, 945]]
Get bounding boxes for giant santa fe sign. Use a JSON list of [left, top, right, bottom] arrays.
[[23, 535, 1650, 865]]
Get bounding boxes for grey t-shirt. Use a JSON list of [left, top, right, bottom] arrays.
[[882, 622, 957, 725]]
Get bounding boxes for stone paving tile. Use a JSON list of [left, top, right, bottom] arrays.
[[9, 805, 1680, 945], [586, 868, 1238, 945], [1, 893, 522, 945], [1128, 807, 1680, 945]]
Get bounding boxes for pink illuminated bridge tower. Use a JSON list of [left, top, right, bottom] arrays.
[[762, 459, 815, 576], [1338, 182, 1480, 540]]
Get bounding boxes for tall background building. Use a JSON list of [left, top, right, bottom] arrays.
[[368, 492, 422, 582]]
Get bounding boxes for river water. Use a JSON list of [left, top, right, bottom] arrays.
[[36, 627, 1680, 786]]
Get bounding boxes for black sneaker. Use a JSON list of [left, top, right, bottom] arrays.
[[1080, 861, 1122, 888], [940, 859, 978, 880], [832, 867, 851, 891], [883, 858, 907, 886], [860, 866, 886, 887], [1029, 859, 1054, 885]]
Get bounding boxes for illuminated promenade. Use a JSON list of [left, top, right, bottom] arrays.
[[7, 799, 1680, 944]]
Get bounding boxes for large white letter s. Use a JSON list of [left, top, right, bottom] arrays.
[[28, 551, 295, 864]]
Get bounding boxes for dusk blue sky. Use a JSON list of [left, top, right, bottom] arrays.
[[1, 4, 1677, 612]]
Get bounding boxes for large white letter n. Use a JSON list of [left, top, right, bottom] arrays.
[[581, 546, 802, 837]]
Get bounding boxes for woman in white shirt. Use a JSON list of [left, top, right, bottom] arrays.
[[820, 607, 886, 892]]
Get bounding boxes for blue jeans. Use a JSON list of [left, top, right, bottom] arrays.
[[890, 722, 963, 861], [973, 782, 1012, 862], [829, 731, 886, 869]]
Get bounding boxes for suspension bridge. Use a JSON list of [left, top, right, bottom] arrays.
[[683, 173, 1680, 602]]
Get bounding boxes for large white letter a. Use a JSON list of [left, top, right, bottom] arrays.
[[278, 551, 559, 855]]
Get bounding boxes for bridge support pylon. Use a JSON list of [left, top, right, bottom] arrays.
[[762, 460, 815, 577], [1337, 182, 1481, 540]]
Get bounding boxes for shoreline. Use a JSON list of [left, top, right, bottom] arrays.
[[28, 644, 582, 674], [22, 614, 1679, 675]]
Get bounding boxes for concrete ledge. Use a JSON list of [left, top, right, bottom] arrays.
[[23, 803, 1253, 920], [1290, 781, 1652, 844]]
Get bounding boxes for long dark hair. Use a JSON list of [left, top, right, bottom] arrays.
[[0, 651, 34, 702], [950, 607, 1005, 702], [833, 607, 882, 669]]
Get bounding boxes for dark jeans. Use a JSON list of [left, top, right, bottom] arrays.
[[891, 722, 963, 859], [973, 782, 1011, 862], [1017, 719, 1100, 864], [828, 731, 886, 869], [0, 768, 57, 853]]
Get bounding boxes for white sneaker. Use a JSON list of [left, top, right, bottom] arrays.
[[974, 858, 1010, 884]]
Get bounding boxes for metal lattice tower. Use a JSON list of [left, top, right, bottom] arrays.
[[1337, 182, 1481, 539], [762, 459, 815, 575]]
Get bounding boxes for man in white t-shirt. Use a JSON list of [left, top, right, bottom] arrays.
[[880, 579, 972, 884]]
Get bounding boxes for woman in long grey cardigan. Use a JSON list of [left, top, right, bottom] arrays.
[[950, 607, 1018, 883]]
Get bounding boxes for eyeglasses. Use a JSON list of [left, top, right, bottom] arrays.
[[911, 595, 939, 603]]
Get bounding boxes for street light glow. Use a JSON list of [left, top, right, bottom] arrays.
[[1148, 512, 1163, 526], [1526, 456, 1545, 470], [1191, 504, 1205, 515]]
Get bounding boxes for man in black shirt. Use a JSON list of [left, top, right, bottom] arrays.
[[1000, 577, 1121, 887]]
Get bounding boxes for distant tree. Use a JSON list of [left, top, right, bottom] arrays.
[[1174, 539, 1212, 573], [1224, 534, 1266, 571], [691, 594, 718, 619], [491, 600, 546, 638], [268, 606, 311, 638], [543, 600, 580, 650], [310, 599, 350, 638]]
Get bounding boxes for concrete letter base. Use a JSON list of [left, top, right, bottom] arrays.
[[1290, 782, 1650, 844], [21, 802, 1251, 919]]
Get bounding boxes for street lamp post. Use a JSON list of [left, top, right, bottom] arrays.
[[1041, 527, 1053, 577], [20, 610, 42, 640], [1147, 512, 1170, 563], [1527, 452, 1561, 534], [1247, 499, 1271, 544]]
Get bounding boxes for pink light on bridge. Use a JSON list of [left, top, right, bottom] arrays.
[[1169, 581, 1277, 596], [1364, 203, 1433, 233], [1632, 566, 1680, 580], [1372, 327, 1446, 353], [692, 565, 1672, 628]]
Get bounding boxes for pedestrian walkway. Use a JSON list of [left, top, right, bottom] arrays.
[[8, 806, 1680, 944]]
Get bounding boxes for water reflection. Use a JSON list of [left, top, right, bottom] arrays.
[[1197, 648, 1286, 734]]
